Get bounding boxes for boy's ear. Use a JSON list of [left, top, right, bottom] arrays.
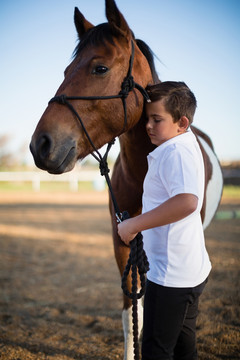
[[178, 116, 189, 132]]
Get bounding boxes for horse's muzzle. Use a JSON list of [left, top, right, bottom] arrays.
[[30, 133, 77, 174]]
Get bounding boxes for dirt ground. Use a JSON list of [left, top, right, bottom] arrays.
[[0, 191, 239, 359]]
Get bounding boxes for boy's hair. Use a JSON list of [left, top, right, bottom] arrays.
[[146, 81, 197, 124]]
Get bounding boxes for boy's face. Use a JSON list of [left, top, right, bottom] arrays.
[[145, 99, 185, 146]]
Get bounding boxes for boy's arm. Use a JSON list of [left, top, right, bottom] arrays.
[[117, 193, 198, 245]]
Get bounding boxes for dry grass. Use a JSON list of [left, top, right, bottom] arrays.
[[0, 190, 239, 359], [198, 210, 240, 359]]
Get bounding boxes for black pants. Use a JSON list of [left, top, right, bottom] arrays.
[[142, 279, 207, 360]]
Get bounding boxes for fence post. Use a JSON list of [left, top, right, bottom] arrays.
[[32, 174, 40, 191], [69, 176, 78, 192]]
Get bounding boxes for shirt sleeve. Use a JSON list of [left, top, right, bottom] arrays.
[[159, 145, 200, 198]]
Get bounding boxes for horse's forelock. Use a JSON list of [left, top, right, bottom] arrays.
[[73, 23, 116, 59]]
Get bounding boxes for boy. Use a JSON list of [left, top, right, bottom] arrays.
[[118, 81, 211, 359]]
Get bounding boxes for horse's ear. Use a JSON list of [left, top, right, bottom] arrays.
[[74, 7, 94, 39], [105, 0, 131, 40]]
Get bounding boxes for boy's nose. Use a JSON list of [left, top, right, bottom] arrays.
[[146, 120, 152, 130]]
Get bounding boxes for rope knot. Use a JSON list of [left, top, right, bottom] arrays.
[[119, 76, 135, 98], [99, 159, 110, 176]]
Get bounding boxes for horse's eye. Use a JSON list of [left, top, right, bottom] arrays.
[[92, 65, 109, 75]]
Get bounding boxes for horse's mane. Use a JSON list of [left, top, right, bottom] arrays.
[[135, 39, 159, 84], [73, 23, 159, 83]]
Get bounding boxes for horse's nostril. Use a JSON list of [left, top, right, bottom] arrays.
[[37, 134, 53, 160]]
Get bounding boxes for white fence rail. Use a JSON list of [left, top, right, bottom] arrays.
[[0, 170, 105, 191]]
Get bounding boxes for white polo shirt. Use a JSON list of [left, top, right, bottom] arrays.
[[142, 129, 211, 287]]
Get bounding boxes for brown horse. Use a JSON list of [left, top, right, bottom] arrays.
[[30, 1, 223, 359]]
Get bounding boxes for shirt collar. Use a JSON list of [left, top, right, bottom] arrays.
[[148, 128, 194, 160]]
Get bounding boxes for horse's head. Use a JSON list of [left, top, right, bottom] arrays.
[[30, 0, 156, 174]]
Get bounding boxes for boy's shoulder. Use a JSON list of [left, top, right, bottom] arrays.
[[150, 130, 197, 160]]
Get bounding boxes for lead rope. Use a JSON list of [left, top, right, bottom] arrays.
[[97, 149, 149, 360], [48, 40, 150, 360], [120, 212, 149, 360], [99, 158, 149, 360]]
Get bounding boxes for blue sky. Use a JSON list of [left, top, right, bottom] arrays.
[[0, 0, 239, 164]]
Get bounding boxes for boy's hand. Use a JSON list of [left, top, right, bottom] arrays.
[[117, 219, 138, 246]]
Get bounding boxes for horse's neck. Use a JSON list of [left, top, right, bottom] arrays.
[[119, 114, 154, 184]]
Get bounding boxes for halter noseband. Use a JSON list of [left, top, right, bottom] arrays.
[[48, 40, 150, 221]]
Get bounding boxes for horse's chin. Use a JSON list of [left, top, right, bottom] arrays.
[[47, 157, 76, 174]]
